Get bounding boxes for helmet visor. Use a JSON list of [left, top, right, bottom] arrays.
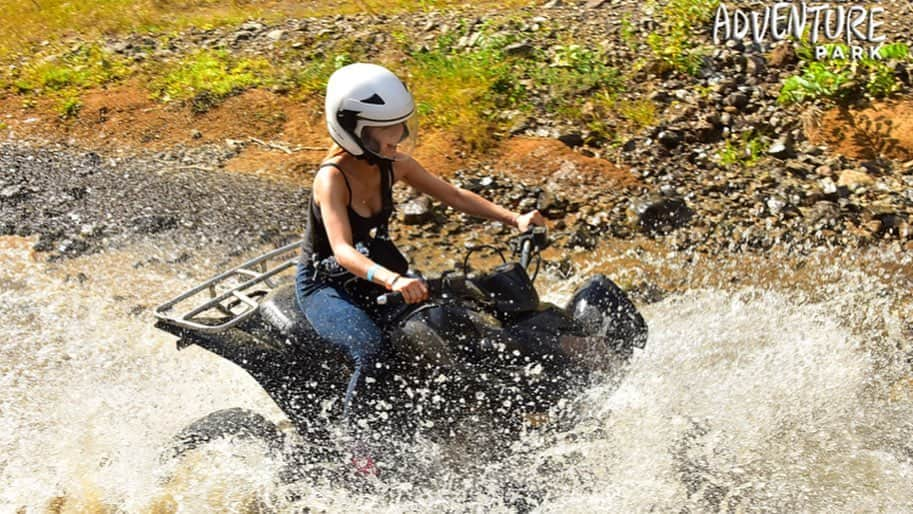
[[361, 118, 418, 162]]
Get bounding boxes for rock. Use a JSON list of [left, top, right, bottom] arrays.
[[402, 196, 433, 225], [808, 200, 840, 227], [191, 129, 202, 139], [518, 197, 537, 211], [240, 21, 265, 32], [266, 29, 286, 41], [723, 92, 750, 110], [766, 196, 787, 215], [820, 177, 838, 194], [657, 130, 682, 149], [504, 42, 535, 57], [568, 222, 598, 249], [1, 185, 23, 198], [58, 238, 89, 255], [585, 0, 609, 7], [870, 211, 909, 238], [630, 195, 693, 234], [767, 136, 793, 159], [233, 31, 254, 42], [509, 117, 533, 135], [649, 90, 672, 103], [838, 169, 874, 191], [79, 223, 99, 236], [557, 132, 584, 148], [694, 118, 722, 143], [768, 43, 798, 68], [109, 41, 131, 54], [785, 160, 810, 177], [746, 55, 767, 76], [815, 164, 833, 176], [84, 152, 101, 167], [131, 214, 178, 234], [537, 188, 556, 212], [863, 218, 883, 235]]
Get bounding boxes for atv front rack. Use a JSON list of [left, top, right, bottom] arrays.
[[154, 240, 303, 333]]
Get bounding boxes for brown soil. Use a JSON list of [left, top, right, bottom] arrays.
[[1, 80, 302, 148], [1, 81, 634, 187], [806, 97, 913, 162], [492, 137, 639, 187]]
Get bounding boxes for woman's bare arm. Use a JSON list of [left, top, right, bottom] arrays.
[[397, 157, 545, 230]]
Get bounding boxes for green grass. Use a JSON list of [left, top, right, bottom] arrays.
[[149, 49, 276, 111], [0, 0, 263, 62], [0, 0, 531, 63], [617, 97, 658, 130], [7, 43, 131, 95], [4, 42, 132, 117], [403, 20, 624, 149]]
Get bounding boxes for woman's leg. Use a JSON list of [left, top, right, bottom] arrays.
[[296, 275, 386, 422]]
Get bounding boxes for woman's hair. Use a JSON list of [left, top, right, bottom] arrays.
[[324, 142, 347, 161]]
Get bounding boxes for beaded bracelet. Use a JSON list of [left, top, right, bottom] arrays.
[[366, 264, 380, 283]]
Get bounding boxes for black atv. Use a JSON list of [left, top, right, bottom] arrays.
[[153, 228, 647, 475]]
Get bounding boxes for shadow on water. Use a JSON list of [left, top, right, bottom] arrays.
[[2, 234, 913, 512]]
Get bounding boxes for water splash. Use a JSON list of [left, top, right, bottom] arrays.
[[3, 235, 913, 512]]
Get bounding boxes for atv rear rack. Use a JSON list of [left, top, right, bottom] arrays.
[[154, 240, 303, 334]]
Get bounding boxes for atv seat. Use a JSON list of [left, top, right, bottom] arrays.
[[258, 284, 318, 342]]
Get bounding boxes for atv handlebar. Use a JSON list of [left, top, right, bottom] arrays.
[[518, 226, 548, 269], [376, 273, 471, 306], [376, 227, 548, 306]]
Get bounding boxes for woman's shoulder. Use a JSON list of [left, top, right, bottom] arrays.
[[391, 154, 422, 182], [314, 158, 347, 181], [313, 160, 350, 201]]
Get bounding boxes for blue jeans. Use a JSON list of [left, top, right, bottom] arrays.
[[294, 263, 388, 421]]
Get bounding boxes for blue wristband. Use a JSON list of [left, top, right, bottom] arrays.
[[366, 264, 380, 283]]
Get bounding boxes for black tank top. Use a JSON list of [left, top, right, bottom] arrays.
[[301, 160, 407, 274]]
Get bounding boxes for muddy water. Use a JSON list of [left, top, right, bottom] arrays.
[[2, 234, 913, 512]]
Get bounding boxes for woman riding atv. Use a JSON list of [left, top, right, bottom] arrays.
[[295, 63, 546, 465]]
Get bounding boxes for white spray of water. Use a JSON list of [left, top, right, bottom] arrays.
[[3, 237, 913, 512], [0, 239, 285, 512]]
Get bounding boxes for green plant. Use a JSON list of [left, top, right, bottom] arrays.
[[57, 95, 82, 118], [778, 60, 853, 104], [620, 15, 639, 50], [646, 0, 720, 75], [718, 130, 764, 167], [778, 42, 910, 105]]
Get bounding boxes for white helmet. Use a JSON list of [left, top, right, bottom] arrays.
[[325, 63, 416, 160]]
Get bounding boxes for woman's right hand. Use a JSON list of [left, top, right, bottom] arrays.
[[392, 276, 429, 304]]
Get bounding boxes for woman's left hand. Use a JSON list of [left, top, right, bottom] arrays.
[[516, 210, 546, 232]]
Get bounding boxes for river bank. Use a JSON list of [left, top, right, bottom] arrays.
[[3, 2, 913, 267]]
